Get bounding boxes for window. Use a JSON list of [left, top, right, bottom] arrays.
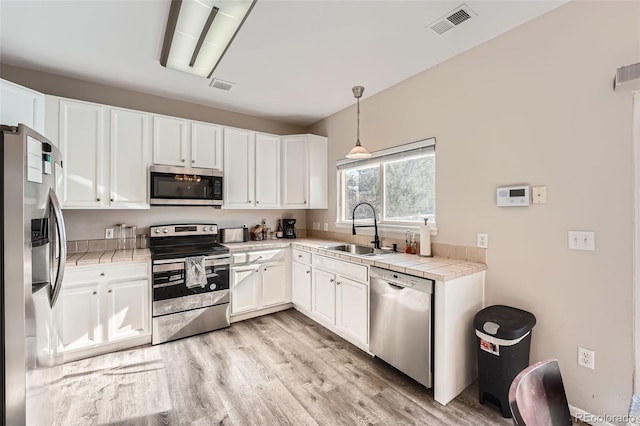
[[337, 138, 435, 227]]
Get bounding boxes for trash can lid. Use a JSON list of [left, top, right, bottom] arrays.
[[473, 305, 536, 340]]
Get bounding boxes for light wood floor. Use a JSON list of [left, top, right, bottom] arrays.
[[53, 309, 514, 425]]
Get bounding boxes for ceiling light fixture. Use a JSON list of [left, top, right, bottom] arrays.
[[160, 0, 256, 78], [345, 85, 371, 159]]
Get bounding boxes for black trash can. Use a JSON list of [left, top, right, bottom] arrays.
[[474, 305, 536, 418]]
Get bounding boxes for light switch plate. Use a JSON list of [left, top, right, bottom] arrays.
[[477, 233, 488, 248], [323, 223, 329, 232], [532, 186, 547, 204], [568, 231, 595, 251]]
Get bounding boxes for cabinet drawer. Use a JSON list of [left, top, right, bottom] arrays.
[[233, 249, 285, 265], [292, 248, 311, 265], [64, 262, 149, 285], [312, 255, 368, 283]]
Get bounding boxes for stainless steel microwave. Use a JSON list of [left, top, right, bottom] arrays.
[[149, 165, 223, 206]]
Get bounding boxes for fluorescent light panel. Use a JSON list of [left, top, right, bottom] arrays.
[[160, 0, 255, 78]]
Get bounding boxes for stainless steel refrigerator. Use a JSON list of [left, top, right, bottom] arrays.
[[1, 124, 67, 425]]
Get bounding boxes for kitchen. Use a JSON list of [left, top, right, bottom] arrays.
[[1, 0, 639, 425]]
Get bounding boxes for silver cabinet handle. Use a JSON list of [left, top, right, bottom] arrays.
[[108, 289, 112, 293], [100, 272, 105, 277], [330, 279, 334, 283], [337, 281, 342, 285], [110, 198, 114, 202], [256, 201, 260, 204], [181, 159, 185, 162], [97, 198, 101, 202], [306, 270, 310, 274], [92, 291, 97, 295], [191, 160, 195, 163], [298, 254, 302, 258]]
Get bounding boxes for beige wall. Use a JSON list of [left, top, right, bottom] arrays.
[[308, 0, 639, 417], [0, 63, 305, 135]]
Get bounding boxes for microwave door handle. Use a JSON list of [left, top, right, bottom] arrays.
[[49, 188, 67, 308]]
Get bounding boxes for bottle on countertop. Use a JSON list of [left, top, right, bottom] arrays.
[[276, 219, 284, 238]]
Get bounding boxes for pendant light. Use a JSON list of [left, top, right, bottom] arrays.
[[345, 85, 372, 159]]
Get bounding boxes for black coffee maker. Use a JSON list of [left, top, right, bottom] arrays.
[[283, 219, 296, 238]]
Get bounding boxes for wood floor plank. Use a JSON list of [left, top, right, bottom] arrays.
[[53, 308, 516, 425]]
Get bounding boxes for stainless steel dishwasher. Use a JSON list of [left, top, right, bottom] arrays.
[[370, 266, 434, 388]]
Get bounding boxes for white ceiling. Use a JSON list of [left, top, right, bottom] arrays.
[[0, 0, 566, 127]]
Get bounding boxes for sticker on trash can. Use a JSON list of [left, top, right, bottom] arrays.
[[480, 338, 499, 356]]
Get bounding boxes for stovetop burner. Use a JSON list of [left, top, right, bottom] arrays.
[[149, 223, 229, 260]]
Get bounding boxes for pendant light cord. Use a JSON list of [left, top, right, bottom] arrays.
[[356, 95, 361, 146]]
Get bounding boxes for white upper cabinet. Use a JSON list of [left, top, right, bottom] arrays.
[[281, 134, 328, 209], [152, 116, 188, 167], [255, 133, 280, 208], [191, 121, 223, 170], [59, 99, 106, 208], [152, 116, 222, 170], [0, 78, 45, 135], [110, 108, 150, 208], [223, 128, 282, 209], [223, 127, 255, 208], [58, 98, 150, 209]]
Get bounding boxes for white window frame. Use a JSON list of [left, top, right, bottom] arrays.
[[335, 138, 436, 234]]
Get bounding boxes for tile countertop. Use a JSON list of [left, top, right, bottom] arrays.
[[65, 239, 486, 281], [224, 238, 487, 282], [66, 248, 151, 267]]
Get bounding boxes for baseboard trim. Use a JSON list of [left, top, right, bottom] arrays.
[[569, 405, 616, 426], [230, 303, 293, 323]]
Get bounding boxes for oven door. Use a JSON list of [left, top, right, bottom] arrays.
[[152, 256, 230, 316], [149, 165, 223, 206]]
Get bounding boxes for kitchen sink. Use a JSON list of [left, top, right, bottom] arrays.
[[320, 244, 396, 256]]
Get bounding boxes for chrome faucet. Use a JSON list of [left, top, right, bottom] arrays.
[[352, 202, 380, 249]]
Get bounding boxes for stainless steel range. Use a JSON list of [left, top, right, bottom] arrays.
[[150, 224, 231, 345]]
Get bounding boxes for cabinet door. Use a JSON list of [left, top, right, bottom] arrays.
[[261, 262, 288, 307], [57, 284, 101, 351], [0, 79, 45, 134], [110, 108, 150, 209], [105, 279, 149, 342], [231, 265, 260, 314], [153, 116, 188, 166], [307, 135, 328, 209], [312, 268, 336, 324], [281, 136, 308, 208], [255, 133, 280, 208], [223, 127, 255, 208], [292, 262, 312, 311], [191, 122, 222, 169], [59, 99, 106, 208], [336, 277, 368, 345]]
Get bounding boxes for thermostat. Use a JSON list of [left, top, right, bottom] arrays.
[[497, 185, 530, 207]]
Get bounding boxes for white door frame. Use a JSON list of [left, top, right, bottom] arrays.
[[634, 91, 640, 394]]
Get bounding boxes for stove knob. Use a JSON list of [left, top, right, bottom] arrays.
[[163, 228, 169, 234], [203, 226, 209, 232], [154, 229, 160, 234]]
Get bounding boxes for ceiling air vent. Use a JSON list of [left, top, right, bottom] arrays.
[[428, 4, 476, 35], [209, 78, 235, 91]]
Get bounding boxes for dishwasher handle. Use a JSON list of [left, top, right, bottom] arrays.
[[386, 282, 406, 290]]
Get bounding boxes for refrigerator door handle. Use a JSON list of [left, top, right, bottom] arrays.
[[49, 188, 67, 307]]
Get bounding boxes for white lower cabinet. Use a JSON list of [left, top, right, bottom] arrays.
[[292, 261, 312, 311], [336, 277, 368, 345], [57, 262, 150, 361], [230, 264, 261, 314], [312, 268, 336, 323], [231, 250, 290, 318], [291, 249, 370, 350]]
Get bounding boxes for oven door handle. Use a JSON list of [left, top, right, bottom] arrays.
[[153, 255, 231, 266]]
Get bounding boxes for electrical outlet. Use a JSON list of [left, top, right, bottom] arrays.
[[568, 231, 595, 251], [105, 228, 114, 239], [578, 346, 595, 369], [323, 223, 329, 232], [477, 233, 488, 248]]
